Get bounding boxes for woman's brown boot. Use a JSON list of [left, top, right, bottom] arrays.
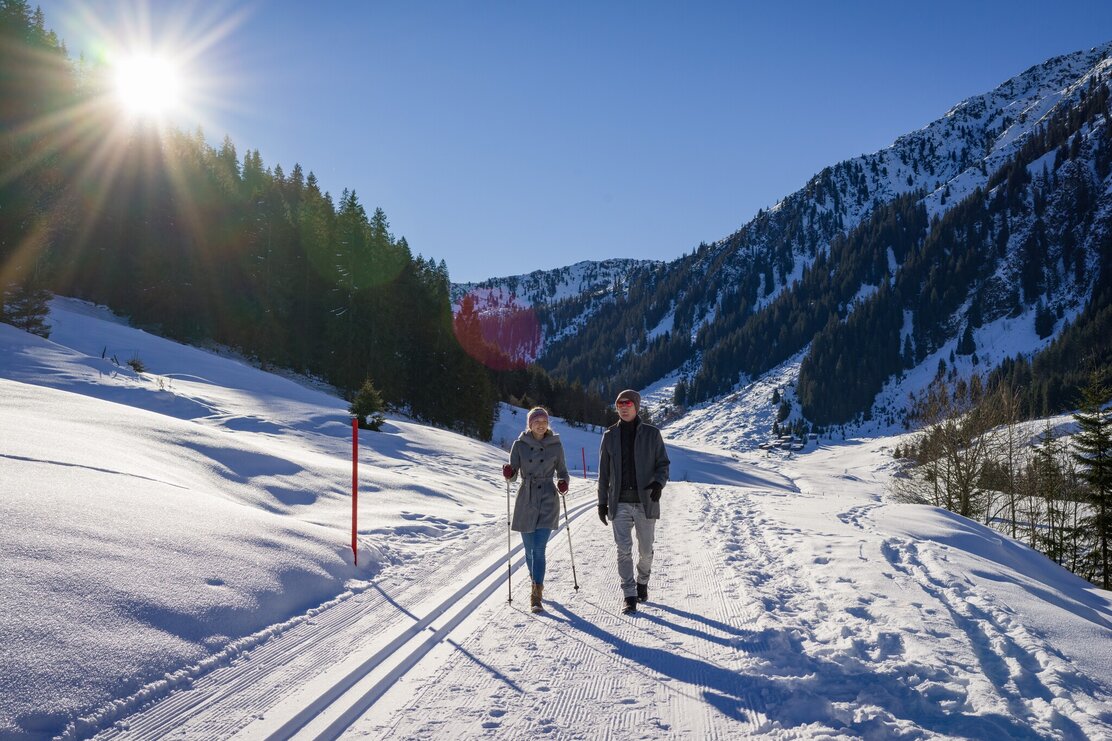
[[530, 582, 543, 612]]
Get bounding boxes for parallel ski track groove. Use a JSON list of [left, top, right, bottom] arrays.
[[279, 492, 597, 740], [96, 487, 595, 741], [367, 483, 768, 739], [99, 531, 505, 741]]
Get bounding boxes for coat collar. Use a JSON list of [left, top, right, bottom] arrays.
[[518, 429, 559, 445]]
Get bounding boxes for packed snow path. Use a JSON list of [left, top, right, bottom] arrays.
[[95, 476, 1111, 740]]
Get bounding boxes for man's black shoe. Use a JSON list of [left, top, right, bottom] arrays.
[[622, 596, 638, 614], [636, 582, 648, 602]]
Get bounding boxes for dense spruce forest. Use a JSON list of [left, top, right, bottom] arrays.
[[0, 1, 612, 437]]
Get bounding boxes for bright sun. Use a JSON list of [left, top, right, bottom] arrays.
[[114, 54, 182, 118]]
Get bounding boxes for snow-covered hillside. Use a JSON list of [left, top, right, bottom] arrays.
[[451, 258, 661, 361], [1, 302, 1110, 739], [452, 258, 656, 311], [472, 42, 1112, 435]]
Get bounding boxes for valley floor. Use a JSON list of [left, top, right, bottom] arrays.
[[95, 459, 1112, 740], [4, 300, 1110, 740]]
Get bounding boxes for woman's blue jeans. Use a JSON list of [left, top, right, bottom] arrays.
[[521, 528, 553, 585]]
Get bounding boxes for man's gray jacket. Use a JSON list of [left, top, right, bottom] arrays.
[[597, 419, 670, 519]]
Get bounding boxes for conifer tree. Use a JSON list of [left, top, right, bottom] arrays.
[[1035, 301, 1056, 339], [2, 278, 52, 337], [956, 323, 975, 356], [1072, 372, 1112, 588]]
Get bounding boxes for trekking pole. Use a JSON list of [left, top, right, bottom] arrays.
[[561, 489, 580, 591], [506, 478, 513, 603]]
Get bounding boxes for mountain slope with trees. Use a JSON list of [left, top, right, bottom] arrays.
[[473, 42, 1112, 431]]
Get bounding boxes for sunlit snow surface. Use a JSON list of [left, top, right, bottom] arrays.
[[1, 299, 1110, 739]]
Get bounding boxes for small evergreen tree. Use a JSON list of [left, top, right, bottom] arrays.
[[350, 377, 386, 431], [673, 378, 688, 407], [2, 280, 52, 338], [1072, 372, 1112, 588], [1035, 300, 1056, 339], [956, 323, 975, 356]]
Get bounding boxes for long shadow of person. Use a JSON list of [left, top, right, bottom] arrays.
[[545, 602, 1064, 739], [546, 601, 762, 722], [641, 602, 777, 653]]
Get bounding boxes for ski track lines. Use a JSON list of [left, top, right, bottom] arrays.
[[353, 482, 770, 740], [92, 489, 597, 741], [89, 481, 1112, 740]]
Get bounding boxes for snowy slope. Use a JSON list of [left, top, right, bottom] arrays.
[[2, 302, 1111, 739]]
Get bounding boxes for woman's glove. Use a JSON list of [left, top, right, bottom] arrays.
[[502, 464, 515, 479], [557, 479, 568, 494], [598, 503, 609, 525]]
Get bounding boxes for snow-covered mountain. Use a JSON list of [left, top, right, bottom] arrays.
[[468, 42, 1112, 439], [450, 258, 660, 363], [2, 299, 1111, 739], [451, 258, 656, 309]]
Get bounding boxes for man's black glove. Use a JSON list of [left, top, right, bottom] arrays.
[[648, 482, 663, 502], [598, 503, 609, 525]]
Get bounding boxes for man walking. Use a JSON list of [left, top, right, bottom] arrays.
[[597, 389, 670, 614]]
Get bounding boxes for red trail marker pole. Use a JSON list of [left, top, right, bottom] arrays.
[[352, 417, 358, 566], [582, 447, 587, 479]]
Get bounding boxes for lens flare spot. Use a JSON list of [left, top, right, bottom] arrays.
[[452, 289, 541, 371]]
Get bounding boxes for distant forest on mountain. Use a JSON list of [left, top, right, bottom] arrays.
[[531, 53, 1112, 431], [0, 1, 612, 438]]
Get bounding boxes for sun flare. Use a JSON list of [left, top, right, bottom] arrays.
[[114, 54, 181, 118]]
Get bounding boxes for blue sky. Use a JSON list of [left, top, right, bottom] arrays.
[[37, 1, 1112, 283]]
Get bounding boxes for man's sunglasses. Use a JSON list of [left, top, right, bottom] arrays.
[[616, 400, 636, 408]]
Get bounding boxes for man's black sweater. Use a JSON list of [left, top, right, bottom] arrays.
[[618, 417, 641, 503]]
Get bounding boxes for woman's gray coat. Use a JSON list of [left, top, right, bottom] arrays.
[[508, 430, 569, 532]]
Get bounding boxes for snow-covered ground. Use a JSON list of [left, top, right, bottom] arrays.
[[1, 300, 1110, 739]]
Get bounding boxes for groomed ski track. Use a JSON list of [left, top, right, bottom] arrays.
[[91, 488, 600, 741], [90, 462, 1112, 740]]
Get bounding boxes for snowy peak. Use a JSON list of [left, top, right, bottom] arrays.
[[450, 258, 660, 362], [452, 258, 657, 309]]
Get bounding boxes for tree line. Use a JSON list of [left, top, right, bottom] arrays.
[[892, 372, 1112, 589], [0, 1, 612, 438]]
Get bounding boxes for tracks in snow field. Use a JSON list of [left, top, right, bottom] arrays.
[[356, 482, 771, 739], [93, 487, 597, 741]]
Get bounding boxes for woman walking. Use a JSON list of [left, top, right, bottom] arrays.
[[502, 407, 569, 613]]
